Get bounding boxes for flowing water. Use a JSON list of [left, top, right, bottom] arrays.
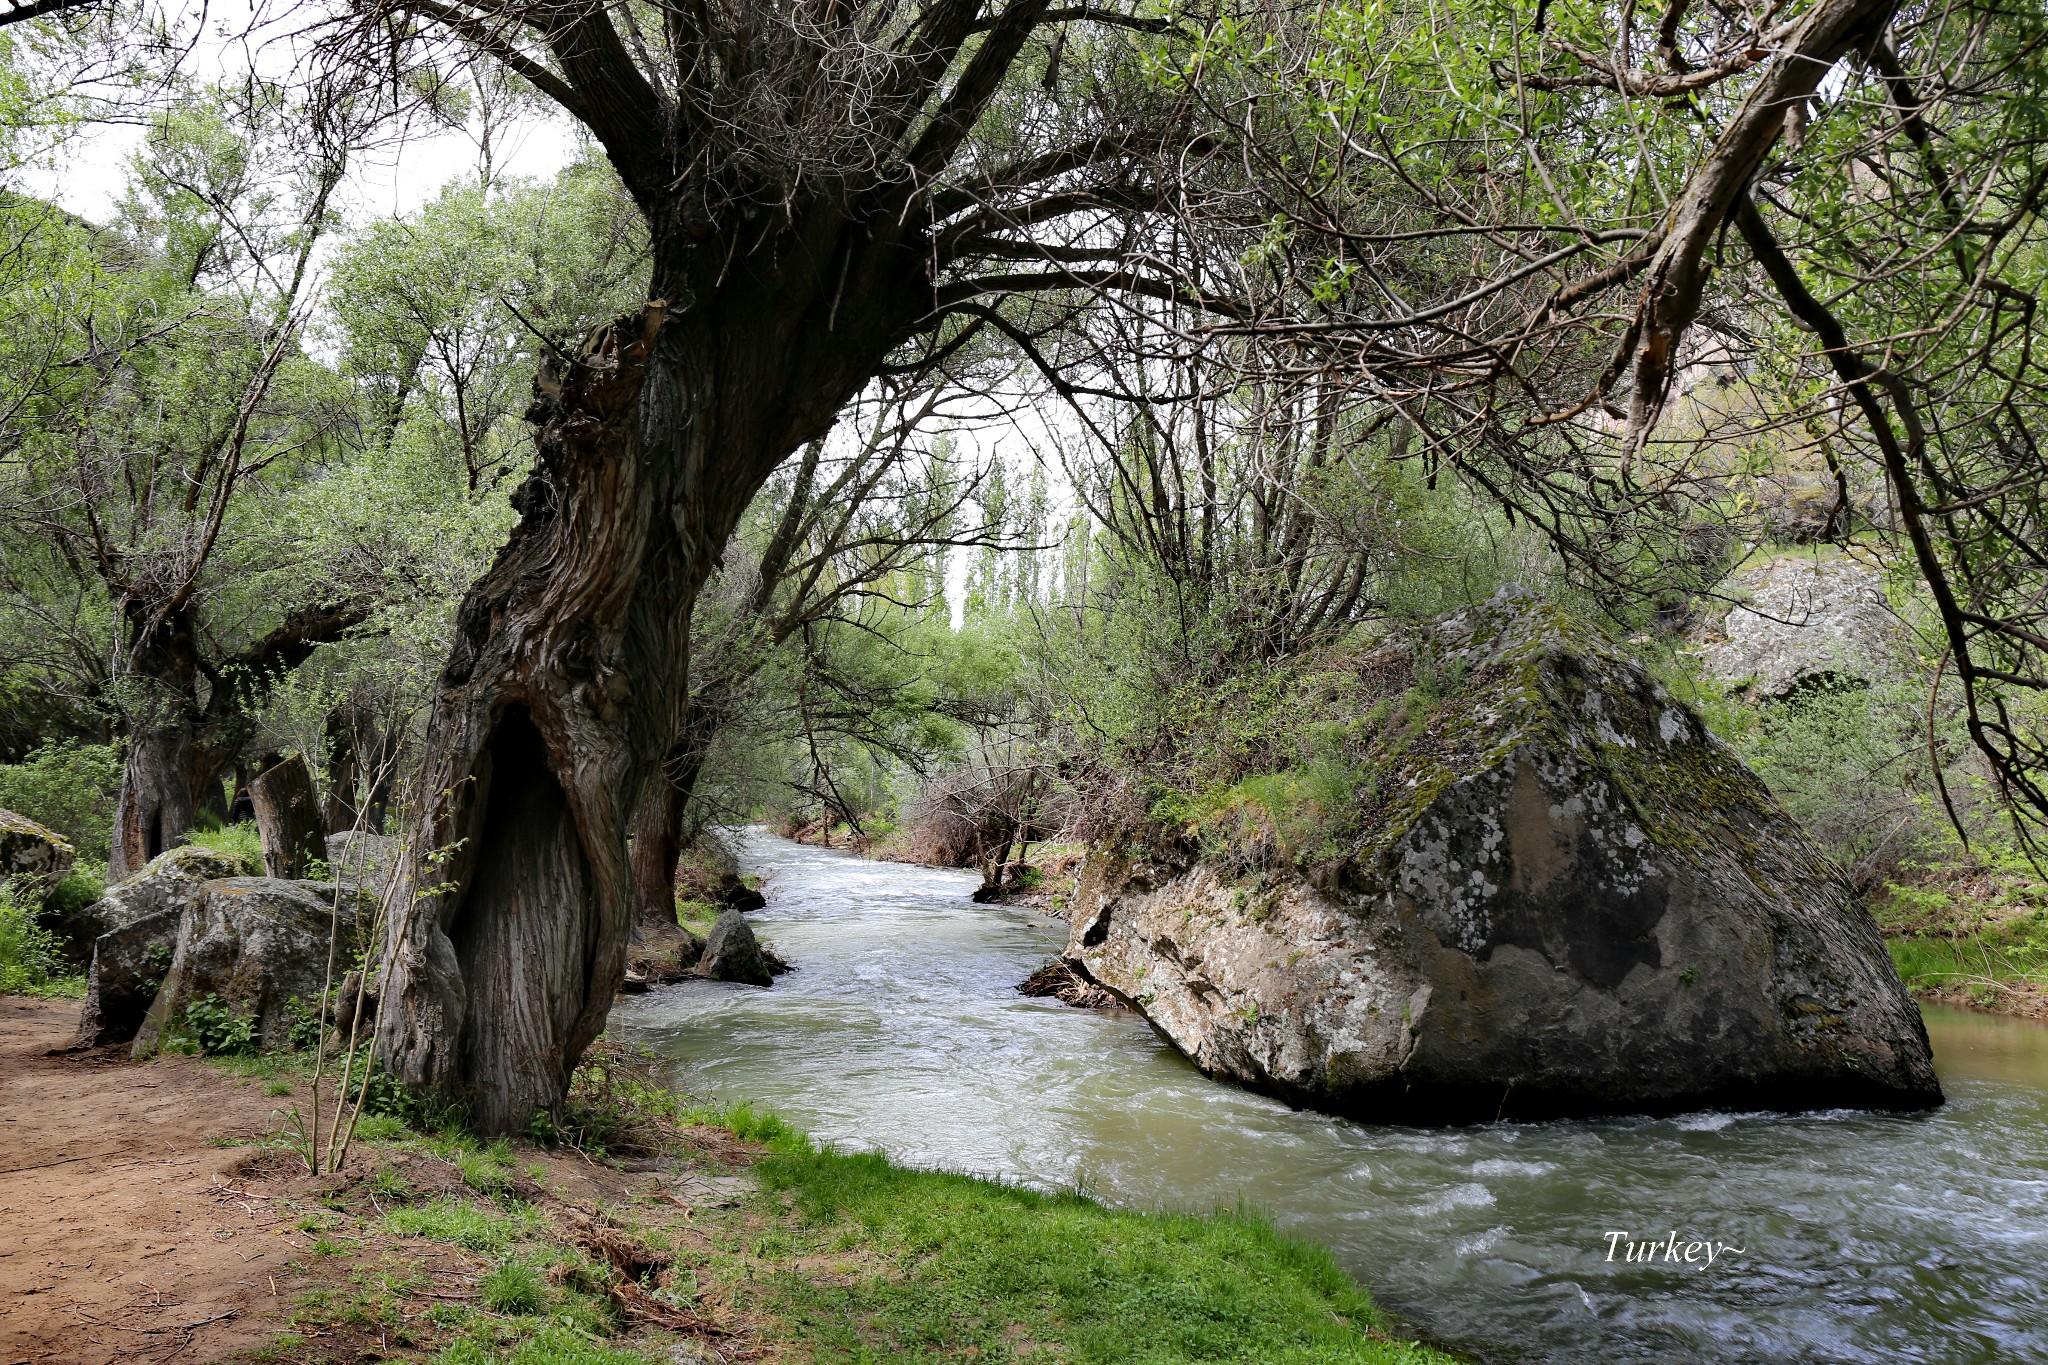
[[611, 830, 2048, 1364]]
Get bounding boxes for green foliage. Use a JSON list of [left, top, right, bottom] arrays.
[[0, 880, 81, 997], [183, 820, 265, 870], [175, 993, 260, 1056], [44, 862, 106, 922], [1744, 684, 1926, 841], [280, 998, 325, 1052], [456, 1139, 518, 1196], [380, 1197, 546, 1255], [430, 1326, 655, 1365], [0, 743, 120, 862]]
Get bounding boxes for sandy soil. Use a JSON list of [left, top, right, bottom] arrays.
[[0, 996, 302, 1365]]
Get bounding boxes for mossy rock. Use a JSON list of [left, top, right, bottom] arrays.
[[1069, 589, 1942, 1123]]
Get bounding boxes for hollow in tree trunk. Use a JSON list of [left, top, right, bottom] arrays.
[[375, 141, 943, 1129], [377, 311, 727, 1133], [110, 723, 195, 881]]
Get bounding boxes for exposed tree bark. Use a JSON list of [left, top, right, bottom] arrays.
[[380, 221, 950, 1128], [110, 723, 196, 880], [630, 727, 708, 932], [251, 753, 325, 878]]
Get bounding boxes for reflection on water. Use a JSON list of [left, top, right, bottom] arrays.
[[611, 830, 2048, 1364]]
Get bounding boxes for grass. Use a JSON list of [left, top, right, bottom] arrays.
[[477, 1260, 547, 1315], [378, 1197, 547, 1255], [674, 897, 722, 936], [1887, 916, 2048, 1010], [1873, 850, 2048, 1014], [182, 818, 267, 869], [430, 1327, 654, 1365], [230, 1039, 1457, 1365], [673, 1101, 1447, 1365]]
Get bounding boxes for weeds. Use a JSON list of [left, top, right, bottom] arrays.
[[478, 1260, 546, 1315], [171, 993, 260, 1055], [0, 881, 82, 998]]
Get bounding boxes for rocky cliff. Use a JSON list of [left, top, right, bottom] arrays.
[[1064, 591, 1942, 1122]]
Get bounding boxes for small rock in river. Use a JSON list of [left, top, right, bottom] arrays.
[[697, 909, 774, 987]]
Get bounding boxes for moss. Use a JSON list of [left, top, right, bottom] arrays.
[[1132, 591, 1804, 893]]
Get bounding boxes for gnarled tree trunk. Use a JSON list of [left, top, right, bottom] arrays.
[[629, 730, 710, 932], [375, 313, 674, 1132], [110, 722, 196, 881], [379, 221, 925, 1129]]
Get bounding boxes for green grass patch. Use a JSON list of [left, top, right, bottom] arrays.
[[1888, 914, 2048, 1007], [379, 1196, 546, 1254], [430, 1325, 658, 1365], [478, 1259, 547, 1315], [183, 818, 266, 869], [682, 1101, 1451, 1364]]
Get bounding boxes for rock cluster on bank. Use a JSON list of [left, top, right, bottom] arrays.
[[1062, 590, 1942, 1123], [68, 834, 377, 1052]]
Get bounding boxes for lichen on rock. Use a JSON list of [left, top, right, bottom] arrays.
[[1066, 589, 1942, 1123], [0, 807, 76, 905]]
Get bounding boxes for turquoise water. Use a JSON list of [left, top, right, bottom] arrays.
[[612, 830, 2048, 1363]]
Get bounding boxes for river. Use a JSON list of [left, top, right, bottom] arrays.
[[610, 829, 2048, 1364]]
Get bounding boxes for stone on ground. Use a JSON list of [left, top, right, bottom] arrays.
[[0, 808, 75, 904], [56, 845, 249, 961], [70, 846, 254, 1048]]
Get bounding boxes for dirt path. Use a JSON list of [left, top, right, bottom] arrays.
[[0, 996, 302, 1364]]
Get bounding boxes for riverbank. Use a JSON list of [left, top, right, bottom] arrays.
[[0, 995, 1457, 1364], [1874, 858, 2048, 1020]]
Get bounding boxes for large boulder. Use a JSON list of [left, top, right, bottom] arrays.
[[49, 845, 250, 962], [66, 846, 256, 1047], [1694, 554, 1909, 698], [697, 909, 773, 987], [325, 830, 401, 901], [1066, 591, 1941, 1122], [0, 808, 75, 903], [131, 877, 362, 1055], [72, 908, 182, 1048]]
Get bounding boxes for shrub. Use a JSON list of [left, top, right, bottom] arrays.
[[177, 993, 260, 1055], [0, 743, 122, 863], [0, 881, 83, 997], [1733, 679, 1951, 894], [183, 820, 265, 871]]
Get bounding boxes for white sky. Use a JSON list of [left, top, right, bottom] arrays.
[[22, 99, 582, 226], [17, 0, 584, 225]]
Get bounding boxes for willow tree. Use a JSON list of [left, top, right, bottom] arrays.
[[297, 0, 1232, 1129], [0, 86, 372, 876]]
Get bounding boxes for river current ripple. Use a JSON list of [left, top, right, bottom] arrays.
[[611, 829, 2048, 1364]]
